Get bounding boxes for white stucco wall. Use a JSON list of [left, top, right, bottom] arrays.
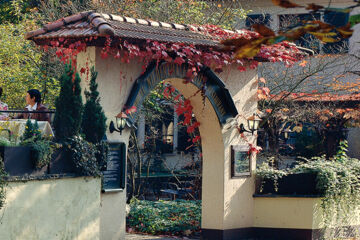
[[0, 177, 101, 240], [77, 46, 259, 236], [165, 64, 258, 231], [78, 47, 144, 240], [218, 66, 258, 229]]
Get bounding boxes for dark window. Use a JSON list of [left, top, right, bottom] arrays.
[[246, 14, 271, 28], [322, 10, 349, 54], [279, 13, 321, 53]]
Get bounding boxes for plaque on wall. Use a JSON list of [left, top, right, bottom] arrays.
[[231, 145, 251, 178], [102, 142, 126, 192]]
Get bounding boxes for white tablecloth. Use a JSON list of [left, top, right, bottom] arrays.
[[0, 120, 54, 142]]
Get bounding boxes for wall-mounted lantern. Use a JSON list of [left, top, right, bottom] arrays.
[[284, 128, 292, 139], [239, 114, 261, 135], [109, 112, 128, 135]]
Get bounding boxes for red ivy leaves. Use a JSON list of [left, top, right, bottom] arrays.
[[125, 106, 137, 115], [44, 29, 303, 152]]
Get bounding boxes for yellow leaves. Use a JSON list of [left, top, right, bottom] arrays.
[[305, 20, 334, 33], [234, 38, 268, 59], [308, 31, 340, 43], [292, 125, 302, 133], [272, 0, 302, 8], [298, 60, 307, 67], [282, 26, 307, 41], [336, 108, 346, 114], [337, 23, 353, 39]]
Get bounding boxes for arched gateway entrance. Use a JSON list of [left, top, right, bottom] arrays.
[[26, 11, 259, 240], [82, 49, 258, 240]]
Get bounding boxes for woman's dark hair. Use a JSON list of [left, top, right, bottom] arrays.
[[0, 87, 3, 98], [27, 89, 41, 103]]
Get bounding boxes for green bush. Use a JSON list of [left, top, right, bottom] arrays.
[[65, 135, 102, 176], [127, 199, 201, 236], [29, 140, 54, 169], [54, 64, 83, 142], [20, 119, 54, 169], [82, 67, 107, 144], [256, 141, 360, 235]]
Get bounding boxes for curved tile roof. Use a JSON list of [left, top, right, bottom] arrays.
[[26, 11, 221, 47]]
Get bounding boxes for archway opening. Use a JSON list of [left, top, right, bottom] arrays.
[[124, 63, 237, 237], [126, 81, 203, 237]]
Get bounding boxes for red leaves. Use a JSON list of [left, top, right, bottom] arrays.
[[164, 86, 175, 98], [248, 144, 262, 155], [173, 57, 185, 65], [125, 106, 137, 115], [166, 88, 201, 144], [80, 67, 86, 75], [258, 87, 270, 100], [187, 121, 200, 134], [237, 66, 246, 72]]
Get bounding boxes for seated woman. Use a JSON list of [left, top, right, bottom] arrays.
[[16, 89, 50, 122], [0, 87, 9, 120]]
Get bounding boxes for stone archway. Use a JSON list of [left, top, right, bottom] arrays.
[[124, 62, 238, 126], [123, 62, 238, 232], [77, 47, 258, 240]]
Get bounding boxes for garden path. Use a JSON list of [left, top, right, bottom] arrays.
[[126, 233, 197, 240]]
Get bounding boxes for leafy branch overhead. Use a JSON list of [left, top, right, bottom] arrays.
[[223, 0, 360, 60]]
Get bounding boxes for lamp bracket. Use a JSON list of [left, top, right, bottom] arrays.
[[239, 123, 253, 135]]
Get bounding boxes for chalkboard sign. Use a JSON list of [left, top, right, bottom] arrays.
[[102, 142, 126, 192]]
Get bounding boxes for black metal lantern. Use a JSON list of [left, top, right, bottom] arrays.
[[239, 114, 261, 135], [109, 112, 127, 135]]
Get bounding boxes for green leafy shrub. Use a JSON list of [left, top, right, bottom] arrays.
[[65, 136, 102, 176], [256, 159, 287, 193], [0, 136, 14, 147], [22, 119, 41, 142], [21, 119, 54, 169], [54, 64, 83, 142], [29, 140, 54, 169], [95, 141, 109, 171], [256, 141, 360, 233], [127, 199, 201, 236]]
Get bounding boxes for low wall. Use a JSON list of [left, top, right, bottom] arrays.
[[0, 175, 101, 240], [253, 196, 360, 240]]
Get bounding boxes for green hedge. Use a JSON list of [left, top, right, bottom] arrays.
[[127, 199, 201, 235]]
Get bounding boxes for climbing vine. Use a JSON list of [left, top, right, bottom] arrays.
[[40, 23, 303, 152]]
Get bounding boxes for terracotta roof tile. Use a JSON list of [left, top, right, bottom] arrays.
[[26, 11, 219, 46]]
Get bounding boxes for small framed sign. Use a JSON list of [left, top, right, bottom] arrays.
[[231, 145, 251, 178]]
